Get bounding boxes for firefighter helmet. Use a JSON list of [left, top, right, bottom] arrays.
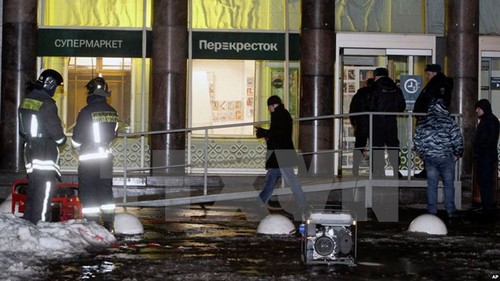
[[30, 69, 64, 96], [86, 77, 110, 97]]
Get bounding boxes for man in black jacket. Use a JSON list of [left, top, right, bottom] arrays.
[[255, 95, 306, 219], [19, 69, 66, 224], [349, 78, 374, 176], [371, 68, 406, 178], [72, 77, 119, 231], [474, 99, 499, 220], [413, 64, 454, 178]]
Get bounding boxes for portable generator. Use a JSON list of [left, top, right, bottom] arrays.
[[300, 210, 357, 266]]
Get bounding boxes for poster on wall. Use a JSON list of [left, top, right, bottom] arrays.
[[211, 101, 243, 122], [192, 61, 255, 136], [206, 71, 245, 123], [246, 77, 254, 118], [270, 69, 299, 117]]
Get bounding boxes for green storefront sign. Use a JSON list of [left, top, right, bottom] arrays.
[[38, 28, 148, 57], [38, 28, 300, 60], [192, 31, 299, 60]]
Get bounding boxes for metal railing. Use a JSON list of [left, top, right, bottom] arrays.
[[116, 111, 463, 207]]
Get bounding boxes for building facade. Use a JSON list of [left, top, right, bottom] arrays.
[[0, 0, 499, 179]]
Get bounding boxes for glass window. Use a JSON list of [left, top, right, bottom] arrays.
[[288, 0, 301, 31], [191, 60, 255, 135], [335, 0, 424, 33], [41, 0, 151, 134], [481, 57, 500, 112], [39, 56, 150, 135], [191, 0, 286, 30], [102, 58, 132, 70], [191, 59, 300, 136], [66, 57, 132, 132], [42, 0, 150, 28]]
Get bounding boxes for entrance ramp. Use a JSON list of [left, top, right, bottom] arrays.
[[116, 176, 461, 210]]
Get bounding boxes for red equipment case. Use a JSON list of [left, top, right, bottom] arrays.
[[11, 179, 83, 221]]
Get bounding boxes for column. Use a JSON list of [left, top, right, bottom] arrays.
[[151, 0, 188, 175], [0, 0, 37, 172], [299, 0, 335, 175], [445, 0, 479, 179]]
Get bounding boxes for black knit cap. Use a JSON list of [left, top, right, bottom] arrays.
[[425, 64, 441, 73], [267, 95, 283, 106], [374, 67, 388, 77], [476, 99, 492, 114]]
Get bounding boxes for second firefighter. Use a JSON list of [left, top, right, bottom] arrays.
[[71, 77, 119, 231]]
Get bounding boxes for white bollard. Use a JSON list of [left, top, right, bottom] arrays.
[[256, 214, 295, 235], [114, 212, 144, 235], [408, 214, 447, 235]]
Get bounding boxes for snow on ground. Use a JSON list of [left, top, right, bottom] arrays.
[[0, 214, 116, 253], [0, 195, 146, 280], [0, 196, 116, 280]]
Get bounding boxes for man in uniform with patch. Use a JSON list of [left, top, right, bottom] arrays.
[[19, 69, 66, 224], [72, 77, 119, 231]]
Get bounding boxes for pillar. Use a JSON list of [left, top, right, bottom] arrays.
[[151, 0, 187, 175], [0, 0, 37, 172], [445, 0, 479, 180], [299, 0, 335, 175]]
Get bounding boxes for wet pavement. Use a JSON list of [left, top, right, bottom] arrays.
[[41, 202, 500, 281]]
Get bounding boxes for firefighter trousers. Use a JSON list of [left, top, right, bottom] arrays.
[[23, 170, 58, 224], [78, 157, 114, 213]]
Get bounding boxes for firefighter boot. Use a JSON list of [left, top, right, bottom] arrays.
[[101, 212, 115, 233]]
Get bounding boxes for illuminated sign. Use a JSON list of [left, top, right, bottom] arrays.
[[38, 28, 300, 60], [193, 31, 300, 60], [38, 28, 149, 57], [491, 77, 500, 90], [400, 75, 423, 110]]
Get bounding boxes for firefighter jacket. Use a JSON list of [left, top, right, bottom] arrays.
[[71, 95, 119, 161], [19, 88, 67, 176]]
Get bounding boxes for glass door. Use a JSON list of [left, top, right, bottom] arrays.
[[479, 37, 500, 115], [336, 42, 433, 177], [479, 37, 500, 178], [480, 55, 500, 114]]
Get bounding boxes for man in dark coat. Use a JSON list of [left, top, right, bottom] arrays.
[[349, 78, 374, 176], [72, 77, 119, 231], [414, 64, 453, 114], [413, 64, 454, 178], [19, 69, 66, 224], [370, 68, 406, 178], [474, 99, 499, 220], [255, 95, 306, 219]]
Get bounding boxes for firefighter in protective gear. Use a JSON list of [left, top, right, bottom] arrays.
[[71, 77, 119, 231], [19, 69, 66, 224]]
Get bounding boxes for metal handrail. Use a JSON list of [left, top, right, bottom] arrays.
[[118, 111, 463, 204]]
